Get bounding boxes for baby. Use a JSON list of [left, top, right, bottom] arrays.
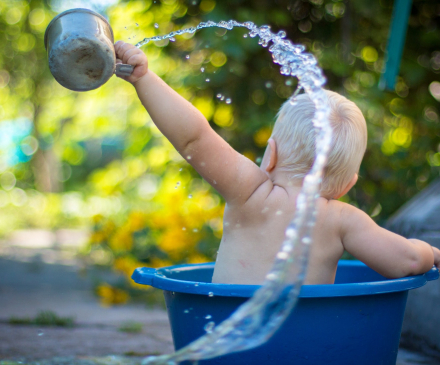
[[115, 41, 440, 285]]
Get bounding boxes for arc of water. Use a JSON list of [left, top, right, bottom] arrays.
[[137, 21, 331, 365]]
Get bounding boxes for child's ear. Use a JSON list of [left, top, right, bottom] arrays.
[[266, 138, 277, 173], [334, 173, 358, 199]]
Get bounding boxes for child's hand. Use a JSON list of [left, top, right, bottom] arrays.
[[114, 41, 148, 84]]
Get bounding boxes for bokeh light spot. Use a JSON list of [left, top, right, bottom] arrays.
[[213, 105, 233, 127], [361, 46, 378, 63], [429, 81, 440, 102], [6, 8, 22, 25]]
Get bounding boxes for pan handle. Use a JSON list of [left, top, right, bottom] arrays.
[[115, 63, 135, 77]]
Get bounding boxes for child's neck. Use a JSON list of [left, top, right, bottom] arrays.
[[267, 168, 302, 191]]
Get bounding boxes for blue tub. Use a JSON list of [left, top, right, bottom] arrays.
[[132, 260, 439, 365]]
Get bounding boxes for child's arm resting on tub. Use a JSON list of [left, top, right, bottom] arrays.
[[339, 203, 440, 277], [114, 41, 268, 205]]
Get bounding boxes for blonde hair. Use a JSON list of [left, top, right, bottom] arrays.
[[271, 90, 367, 198]]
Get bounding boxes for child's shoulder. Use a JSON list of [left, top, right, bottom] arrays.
[[323, 198, 376, 236], [316, 198, 364, 229]]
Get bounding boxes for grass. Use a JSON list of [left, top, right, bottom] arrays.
[[118, 321, 143, 333], [8, 310, 75, 327]]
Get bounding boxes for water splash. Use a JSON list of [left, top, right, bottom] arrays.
[[137, 20, 331, 364]]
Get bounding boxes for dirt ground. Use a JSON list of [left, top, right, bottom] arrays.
[[0, 232, 173, 363]]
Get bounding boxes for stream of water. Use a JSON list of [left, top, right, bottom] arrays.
[[136, 20, 331, 364]]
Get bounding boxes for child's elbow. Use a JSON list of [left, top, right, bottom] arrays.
[[405, 253, 434, 277], [382, 254, 433, 279]]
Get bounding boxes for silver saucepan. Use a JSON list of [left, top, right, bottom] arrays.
[[44, 8, 134, 91]]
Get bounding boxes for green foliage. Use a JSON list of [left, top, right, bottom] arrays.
[[8, 310, 75, 327], [118, 321, 143, 333]]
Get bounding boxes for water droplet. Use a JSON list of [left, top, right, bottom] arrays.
[[213, 180, 217, 184], [277, 251, 289, 260], [277, 30, 286, 38], [220, 95, 225, 101], [205, 315, 212, 319], [195, 283, 199, 286], [302, 237, 312, 245], [243, 34, 248, 38], [216, 93, 222, 99], [200, 67, 205, 72], [154, 23, 159, 28], [187, 155, 192, 160], [182, 227, 186, 231], [170, 37, 176, 42], [204, 321, 215, 333], [188, 194, 193, 198], [286, 227, 296, 238], [256, 157, 262, 164], [193, 228, 199, 232], [205, 78, 210, 82], [135, 23, 139, 26], [179, 168, 183, 171], [265, 81, 273, 88], [285, 79, 293, 86], [266, 273, 277, 281], [208, 292, 214, 297], [289, 97, 298, 106], [37, 329, 44, 336], [276, 210, 283, 215], [225, 98, 232, 104], [184, 309, 189, 313], [185, 54, 190, 59]]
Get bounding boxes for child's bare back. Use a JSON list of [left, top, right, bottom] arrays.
[[114, 41, 440, 286], [213, 182, 344, 285]]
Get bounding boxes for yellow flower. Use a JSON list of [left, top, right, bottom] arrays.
[[114, 256, 138, 277], [109, 228, 133, 252], [149, 257, 174, 268], [92, 214, 104, 224], [187, 253, 211, 264], [127, 211, 146, 231], [159, 228, 196, 260], [96, 284, 129, 307], [90, 231, 106, 244], [113, 256, 153, 290]]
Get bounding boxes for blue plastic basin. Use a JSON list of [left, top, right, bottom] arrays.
[[132, 260, 439, 365]]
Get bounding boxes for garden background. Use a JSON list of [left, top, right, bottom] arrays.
[[1, 0, 440, 304]]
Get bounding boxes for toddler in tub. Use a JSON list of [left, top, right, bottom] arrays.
[[115, 41, 440, 285]]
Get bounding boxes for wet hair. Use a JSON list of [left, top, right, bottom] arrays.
[[271, 90, 367, 198]]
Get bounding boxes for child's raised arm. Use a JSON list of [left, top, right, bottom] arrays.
[[339, 203, 440, 278], [114, 41, 268, 205]]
